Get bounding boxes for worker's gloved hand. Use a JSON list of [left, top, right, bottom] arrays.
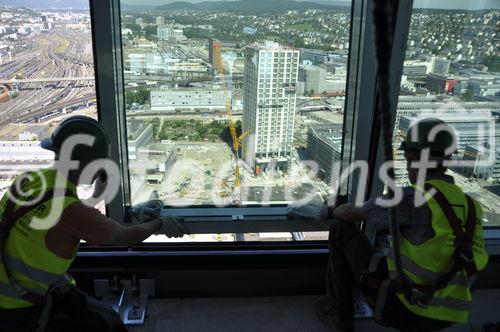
[[92, 171, 108, 199], [157, 216, 190, 238], [128, 200, 164, 223], [287, 195, 328, 222]]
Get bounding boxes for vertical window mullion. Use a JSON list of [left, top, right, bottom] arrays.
[[90, 0, 130, 222]]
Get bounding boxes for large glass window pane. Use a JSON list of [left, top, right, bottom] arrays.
[[0, 2, 99, 208], [121, 1, 352, 241], [393, 1, 500, 227]]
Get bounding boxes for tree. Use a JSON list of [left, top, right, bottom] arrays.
[[135, 87, 150, 105], [125, 87, 150, 106], [196, 126, 209, 137], [460, 90, 474, 102], [124, 23, 142, 36], [144, 26, 157, 40], [482, 55, 500, 72]]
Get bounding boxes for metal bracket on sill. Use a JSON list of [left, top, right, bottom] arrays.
[[94, 275, 155, 325]]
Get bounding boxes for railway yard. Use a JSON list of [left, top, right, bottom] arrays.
[[0, 28, 97, 127]]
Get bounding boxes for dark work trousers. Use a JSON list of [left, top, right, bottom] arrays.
[[0, 288, 127, 332], [326, 220, 452, 332], [0, 305, 41, 332]]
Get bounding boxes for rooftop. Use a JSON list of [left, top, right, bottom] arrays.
[[248, 41, 298, 52], [308, 124, 343, 150]]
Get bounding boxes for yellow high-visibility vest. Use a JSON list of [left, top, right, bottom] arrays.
[[387, 179, 488, 323], [0, 168, 80, 309]]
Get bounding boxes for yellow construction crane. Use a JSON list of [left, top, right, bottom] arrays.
[[213, 42, 248, 188]]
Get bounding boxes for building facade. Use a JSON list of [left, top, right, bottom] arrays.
[[395, 111, 499, 184], [306, 124, 342, 185], [156, 16, 164, 26], [403, 60, 431, 77], [430, 57, 451, 75], [127, 122, 154, 160], [242, 41, 299, 172], [150, 89, 228, 112], [425, 74, 456, 94]]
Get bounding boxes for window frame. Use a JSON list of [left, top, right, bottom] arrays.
[[91, 0, 381, 236], [91, 0, 130, 222], [89, 0, 499, 247], [364, 0, 500, 247]]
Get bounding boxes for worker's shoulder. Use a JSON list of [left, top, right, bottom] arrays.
[[60, 201, 108, 225]]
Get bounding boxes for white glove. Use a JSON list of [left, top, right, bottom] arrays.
[[157, 216, 190, 238], [92, 172, 108, 199], [129, 200, 164, 223], [287, 195, 328, 222]]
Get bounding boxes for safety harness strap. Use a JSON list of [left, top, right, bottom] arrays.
[[424, 183, 477, 278], [0, 184, 76, 305], [363, 183, 478, 312]]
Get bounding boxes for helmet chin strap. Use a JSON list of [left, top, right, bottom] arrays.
[[372, 0, 426, 306]]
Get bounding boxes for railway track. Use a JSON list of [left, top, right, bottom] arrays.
[[0, 29, 96, 124], [0, 93, 96, 128]]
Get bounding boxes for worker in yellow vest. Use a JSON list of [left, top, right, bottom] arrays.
[[315, 118, 488, 332], [0, 116, 188, 331]]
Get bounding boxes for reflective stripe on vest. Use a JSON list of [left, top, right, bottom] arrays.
[[0, 168, 79, 309], [3, 254, 63, 286], [386, 179, 488, 323], [387, 251, 474, 288]]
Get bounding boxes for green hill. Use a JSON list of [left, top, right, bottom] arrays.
[[156, 0, 344, 14]]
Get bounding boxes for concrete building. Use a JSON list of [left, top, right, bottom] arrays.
[[157, 26, 169, 40], [493, 148, 500, 181], [124, 49, 208, 76], [150, 88, 228, 112], [135, 18, 144, 28], [129, 142, 177, 203], [468, 81, 500, 97], [125, 51, 165, 75], [0, 141, 54, 162], [299, 65, 325, 95], [452, 77, 471, 96], [395, 112, 499, 184], [298, 65, 346, 95], [425, 74, 456, 94], [0, 141, 54, 178], [403, 60, 431, 77], [129, 143, 177, 185], [242, 27, 257, 35], [156, 16, 164, 26], [18, 124, 49, 141], [395, 95, 500, 125], [459, 145, 495, 180], [430, 57, 451, 75], [127, 122, 154, 160], [399, 112, 496, 156], [157, 25, 185, 42], [306, 124, 342, 185], [242, 41, 299, 172]]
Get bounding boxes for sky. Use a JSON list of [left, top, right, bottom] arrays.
[[122, 0, 500, 10]]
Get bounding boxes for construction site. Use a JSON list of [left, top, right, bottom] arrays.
[[126, 41, 334, 207]]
